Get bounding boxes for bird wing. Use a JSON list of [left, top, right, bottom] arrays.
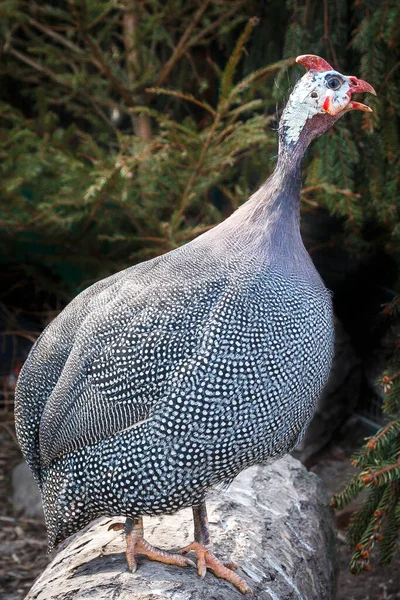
[[15, 246, 234, 473]]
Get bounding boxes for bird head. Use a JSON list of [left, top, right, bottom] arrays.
[[279, 54, 376, 152]]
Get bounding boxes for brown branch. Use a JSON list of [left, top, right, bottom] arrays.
[[134, 236, 169, 244], [72, 0, 134, 107], [302, 0, 310, 27], [379, 0, 390, 40], [217, 184, 239, 211], [0, 331, 39, 343], [331, 134, 355, 229], [386, 370, 400, 381], [361, 456, 400, 485], [156, 0, 211, 87], [169, 15, 260, 228], [87, 4, 115, 30], [361, 458, 400, 484], [20, 60, 116, 132], [7, 47, 69, 88], [7, 46, 115, 129], [308, 240, 335, 255], [323, 0, 329, 45], [146, 88, 216, 115], [382, 60, 400, 86], [178, 224, 216, 240], [123, 5, 151, 138], [367, 421, 400, 450], [301, 184, 360, 198], [28, 17, 84, 55], [322, 0, 339, 68], [82, 33, 135, 107], [27, 16, 105, 73], [2, 47, 119, 125], [174, 110, 222, 226], [188, 2, 244, 48], [220, 17, 259, 101]]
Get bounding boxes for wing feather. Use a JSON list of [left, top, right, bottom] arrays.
[[36, 273, 227, 465]]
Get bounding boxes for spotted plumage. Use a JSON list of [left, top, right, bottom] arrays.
[[14, 55, 374, 582]]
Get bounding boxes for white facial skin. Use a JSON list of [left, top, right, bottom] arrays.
[[281, 69, 372, 145]]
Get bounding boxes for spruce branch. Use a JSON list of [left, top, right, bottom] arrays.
[[79, 25, 135, 108], [27, 17, 85, 56], [348, 484, 398, 573], [146, 88, 216, 115], [360, 458, 400, 487], [228, 58, 293, 99], [187, 2, 245, 48], [362, 421, 400, 456], [220, 17, 259, 102], [168, 17, 267, 232], [156, 0, 211, 87], [6, 47, 69, 89]]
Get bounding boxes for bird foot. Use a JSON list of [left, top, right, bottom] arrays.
[[109, 520, 195, 573], [126, 536, 196, 573], [110, 518, 250, 594], [179, 541, 252, 595]]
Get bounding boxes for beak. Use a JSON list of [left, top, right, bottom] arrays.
[[348, 76, 376, 96], [346, 76, 376, 113]]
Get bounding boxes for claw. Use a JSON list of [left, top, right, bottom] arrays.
[[116, 515, 250, 594], [197, 553, 207, 578], [127, 554, 138, 573], [128, 538, 196, 570], [108, 522, 124, 531], [178, 541, 252, 595], [224, 560, 238, 570]]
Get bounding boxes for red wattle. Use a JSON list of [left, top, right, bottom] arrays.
[[322, 96, 331, 112]]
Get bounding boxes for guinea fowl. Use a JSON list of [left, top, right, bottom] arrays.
[[15, 55, 375, 595]]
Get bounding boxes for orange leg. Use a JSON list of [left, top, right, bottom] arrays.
[[179, 502, 252, 595], [110, 518, 195, 573], [110, 504, 251, 595]]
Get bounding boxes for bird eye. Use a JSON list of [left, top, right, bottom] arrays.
[[326, 76, 342, 91]]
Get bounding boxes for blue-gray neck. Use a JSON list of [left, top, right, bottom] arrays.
[[215, 147, 305, 264], [202, 111, 337, 274]]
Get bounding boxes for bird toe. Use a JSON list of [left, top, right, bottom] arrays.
[[177, 541, 252, 595]]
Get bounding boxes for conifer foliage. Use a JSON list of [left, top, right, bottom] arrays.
[[0, 1, 288, 297], [1, 0, 400, 575], [332, 296, 400, 573]]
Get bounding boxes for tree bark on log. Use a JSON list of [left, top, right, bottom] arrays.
[[26, 456, 337, 600]]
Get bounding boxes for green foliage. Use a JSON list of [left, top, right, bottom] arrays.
[[1, 0, 398, 300], [1, 0, 399, 298], [282, 0, 400, 252], [0, 1, 286, 298], [332, 298, 400, 572]]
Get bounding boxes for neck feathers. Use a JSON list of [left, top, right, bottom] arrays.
[[280, 100, 318, 149], [279, 88, 337, 160], [203, 92, 331, 270], [213, 157, 304, 267]]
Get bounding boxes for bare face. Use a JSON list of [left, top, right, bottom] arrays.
[[300, 69, 375, 116], [280, 54, 376, 146]]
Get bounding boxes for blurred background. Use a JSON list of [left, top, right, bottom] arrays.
[[0, 1, 399, 599]]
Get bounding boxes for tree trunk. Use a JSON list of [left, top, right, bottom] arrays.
[[26, 456, 337, 600]]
